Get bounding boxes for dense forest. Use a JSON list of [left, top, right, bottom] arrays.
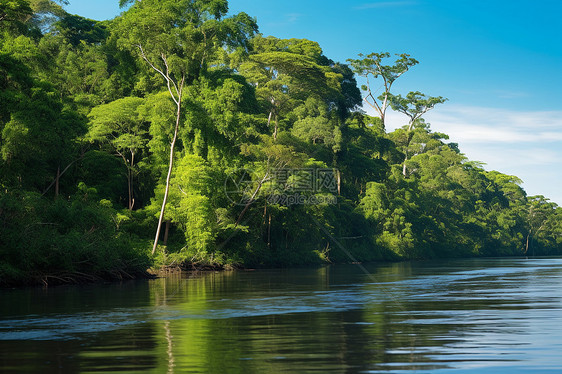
[[2, 0, 562, 286]]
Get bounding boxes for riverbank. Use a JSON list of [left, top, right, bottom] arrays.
[[1, 267, 155, 288]]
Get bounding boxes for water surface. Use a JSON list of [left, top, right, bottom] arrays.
[[1, 257, 562, 373]]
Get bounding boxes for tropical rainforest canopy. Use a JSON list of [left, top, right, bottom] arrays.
[[2, 0, 562, 285]]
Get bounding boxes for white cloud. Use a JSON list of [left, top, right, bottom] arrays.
[[380, 104, 562, 204], [385, 105, 562, 144]]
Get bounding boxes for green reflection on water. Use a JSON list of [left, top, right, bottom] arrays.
[[1, 258, 562, 373]]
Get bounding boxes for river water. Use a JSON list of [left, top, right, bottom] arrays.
[[1, 257, 562, 373]]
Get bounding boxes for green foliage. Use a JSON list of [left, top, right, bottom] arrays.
[[53, 14, 108, 46], [1, 0, 562, 286], [165, 154, 217, 253], [87, 96, 148, 209], [0, 187, 151, 286], [1, 79, 85, 191], [347, 52, 419, 84], [291, 97, 341, 150], [0, 0, 33, 35], [87, 97, 147, 150], [113, 0, 257, 83], [78, 150, 128, 204], [239, 36, 356, 141], [388, 91, 448, 129]]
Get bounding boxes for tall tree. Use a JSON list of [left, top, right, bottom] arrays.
[[0, 43, 84, 195], [138, 46, 185, 254], [112, 0, 257, 254], [347, 52, 418, 129]]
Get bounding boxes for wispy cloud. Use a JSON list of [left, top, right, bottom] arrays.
[[494, 89, 529, 99], [266, 13, 303, 28], [285, 13, 301, 23], [354, 1, 417, 10], [421, 105, 562, 144], [382, 104, 562, 203]]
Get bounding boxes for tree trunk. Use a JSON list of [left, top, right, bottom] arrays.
[[55, 165, 60, 199], [402, 155, 408, 177], [337, 169, 341, 195], [267, 213, 271, 248], [267, 108, 273, 128], [42, 156, 83, 197], [402, 119, 415, 177], [127, 169, 133, 209], [152, 89, 183, 255], [268, 97, 278, 141], [273, 114, 279, 141], [137, 46, 185, 255], [235, 172, 270, 226], [128, 151, 135, 210], [163, 220, 170, 246]]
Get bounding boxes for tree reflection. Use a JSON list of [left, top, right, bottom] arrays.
[[3, 259, 556, 373], [144, 266, 458, 372]]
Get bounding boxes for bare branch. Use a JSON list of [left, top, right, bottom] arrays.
[[138, 45, 167, 81], [235, 171, 271, 226], [161, 53, 180, 99], [137, 45, 179, 105], [41, 156, 83, 196], [362, 77, 382, 115]]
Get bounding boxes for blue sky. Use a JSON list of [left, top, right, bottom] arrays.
[[65, 0, 562, 204]]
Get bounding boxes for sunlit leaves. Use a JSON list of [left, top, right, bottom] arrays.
[[87, 97, 147, 154], [388, 91, 448, 129], [113, 0, 257, 82], [347, 52, 418, 84], [347, 52, 419, 127], [87, 97, 148, 209]]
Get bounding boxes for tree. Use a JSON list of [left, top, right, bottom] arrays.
[[138, 47, 185, 255], [236, 134, 307, 226], [53, 14, 108, 46], [291, 97, 340, 149], [0, 0, 68, 36], [347, 52, 418, 129], [337, 113, 397, 197], [32, 23, 114, 107], [388, 91, 447, 176], [0, 78, 85, 195], [524, 196, 557, 255], [87, 97, 148, 210], [112, 0, 257, 254], [239, 36, 347, 141]]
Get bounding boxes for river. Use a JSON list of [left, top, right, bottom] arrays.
[[1, 257, 562, 373]]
